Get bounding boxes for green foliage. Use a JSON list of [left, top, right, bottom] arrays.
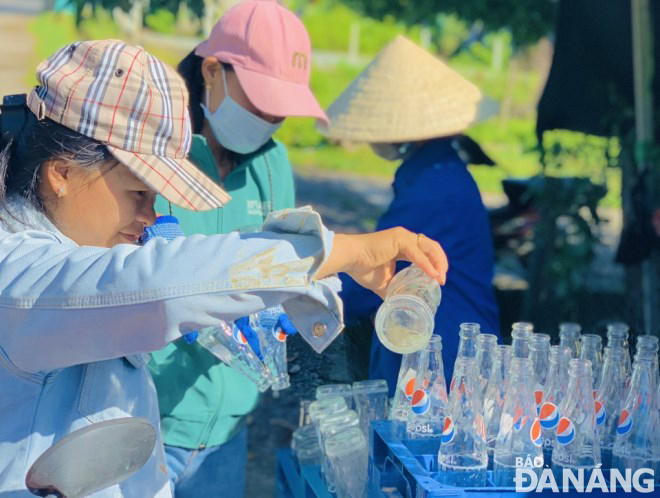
[[300, 3, 422, 56], [28, 11, 77, 67], [145, 9, 177, 34], [523, 175, 608, 325], [79, 7, 120, 38], [342, 0, 557, 48]]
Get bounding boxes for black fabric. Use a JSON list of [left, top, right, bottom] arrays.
[[537, 0, 660, 139]]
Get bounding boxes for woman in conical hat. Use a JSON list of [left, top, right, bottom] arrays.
[[320, 35, 500, 392]]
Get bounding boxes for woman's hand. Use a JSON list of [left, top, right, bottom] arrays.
[[317, 227, 448, 297]]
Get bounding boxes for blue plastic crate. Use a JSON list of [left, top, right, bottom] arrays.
[[368, 421, 654, 498], [276, 448, 334, 498]]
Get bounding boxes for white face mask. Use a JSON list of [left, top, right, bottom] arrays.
[[201, 68, 282, 154]]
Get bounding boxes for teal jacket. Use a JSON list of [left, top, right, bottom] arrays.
[[149, 135, 295, 449]]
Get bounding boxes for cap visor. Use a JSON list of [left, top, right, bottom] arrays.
[[108, 146, 231, 211], [233, 66, 329, 125]]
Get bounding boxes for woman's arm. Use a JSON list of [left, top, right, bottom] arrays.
[[0, 209, 338, 373]]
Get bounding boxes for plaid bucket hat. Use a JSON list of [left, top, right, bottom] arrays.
[[27, 39, 230, 211]]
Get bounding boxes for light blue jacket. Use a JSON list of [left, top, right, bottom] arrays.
[[0, 197, 342, 497]]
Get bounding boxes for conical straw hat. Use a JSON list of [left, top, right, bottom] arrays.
[[318, 35, 482, 143]]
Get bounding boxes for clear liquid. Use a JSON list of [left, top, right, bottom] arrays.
[[493, 463, 541, 487], [436, 463, 487, 487], [552, 463, 598, 484], [601, 447, 612, 470], [379, 322, 430, 354], [612, 454, 660, 477]]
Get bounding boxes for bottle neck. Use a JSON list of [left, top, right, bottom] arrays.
[[566, 360, 594, 398], [627, 359, 657, 404], [509, 357, 533, 382], [597, 350, 627, 394], [458, 331, 478, 358]]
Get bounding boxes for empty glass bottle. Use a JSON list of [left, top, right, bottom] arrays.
[[407, 335, 448, 440], [493, 357, 543, 486], [511, 322, 533, 358], [457, 322, 481, 359], [390, 346, 428, 437], [538, 345, 572, 465], [612, 354, 660, 478], [579, 334, 603, 394], [635, 335, 659, 385], [606, 322, 631, 378], [529, 334, 551, 413], [552, 359, 601, 480], [483, 345, 514, 464], [476, 333, 499, 398], [594, 346, 628, 469], [559, 323, 581, 358], [437, 357, 488, 487]]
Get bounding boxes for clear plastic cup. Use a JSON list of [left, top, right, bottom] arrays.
[[375, 265, 441, 354], [324, 428, 368, 498], [292, 424, 318, 460], [252, 307, 290, 390], [320, 410, 360, 492], [196, 322, 271, 392], [352, 379, 389, 437], [309, 396, 348, 489], [316, 384, 353, 410], [296, 435, 323, 466]]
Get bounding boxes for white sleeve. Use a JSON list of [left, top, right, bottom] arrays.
[[0, 208, 343, 373]]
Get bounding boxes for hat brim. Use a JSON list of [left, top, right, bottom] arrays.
[[108, 146, 231, 211], [233, 65, 329, 125]]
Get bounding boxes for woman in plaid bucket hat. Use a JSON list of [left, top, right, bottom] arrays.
[[148, 2, 331, 495], [0, 40, 447, 496]]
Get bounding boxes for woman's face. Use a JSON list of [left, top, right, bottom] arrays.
[[42, 160, 157, 248], [201, 57, 283, 124]]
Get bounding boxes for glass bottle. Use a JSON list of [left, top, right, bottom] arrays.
[[594, 346, 628, 469], [389, 346, 428, 437], [511, 322, 533, 358], [559, 322, 581, 358], [606, 322, 631, 378], [476, 333, 499, 398], [538, 345, 572, 465], [552, 359, 601, 480], [579, 334, 603, 394], [457, 322, 481, 359], [483, 345, 513, 466], [612, 354, 660, 478], [437, 357, 488, 487], [493, 357, 544, 486], [529, 334, 551, 413], [407, 335, 448, 442]]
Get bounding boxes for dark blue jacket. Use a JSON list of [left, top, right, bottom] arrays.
[[340, 138, 500, 395]]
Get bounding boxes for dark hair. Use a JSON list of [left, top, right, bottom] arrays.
[[0, 106, 113, 224], [177, 50, 233, 135]]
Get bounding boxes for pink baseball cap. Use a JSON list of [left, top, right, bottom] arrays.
[[195, 0, 328, 125]]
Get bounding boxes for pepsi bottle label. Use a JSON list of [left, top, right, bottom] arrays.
[[616, 409, 633, 435], [531, 418, 543, 447], [556, 417, 576, 446]]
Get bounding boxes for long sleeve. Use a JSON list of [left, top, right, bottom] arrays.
[[0, 207, 342, 373]]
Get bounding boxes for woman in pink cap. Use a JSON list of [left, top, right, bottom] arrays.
[[148, 1, 332, 495]]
